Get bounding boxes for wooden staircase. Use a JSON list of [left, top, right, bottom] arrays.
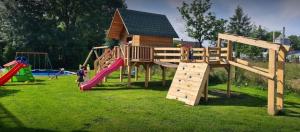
[[94, 49, 115, 73]]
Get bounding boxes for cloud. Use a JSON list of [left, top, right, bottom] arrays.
[[166, 0, 185, 7], [279, 0, 300, 20]]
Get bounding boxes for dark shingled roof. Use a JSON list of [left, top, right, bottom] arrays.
[[118, 9, 178, 38]]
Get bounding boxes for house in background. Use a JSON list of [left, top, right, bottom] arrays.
[[274, 27, 291, 46], [287, 50, 300, 62]]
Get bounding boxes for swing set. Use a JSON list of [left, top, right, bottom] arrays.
[[15, 52, 53, 70]]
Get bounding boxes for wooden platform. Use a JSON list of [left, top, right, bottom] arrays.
[[154, 61, 178, 68], [167, 62, 210, 105]]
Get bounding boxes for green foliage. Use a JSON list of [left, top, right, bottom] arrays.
[[178, 0, 227, 47], [228, 6, 253, 58], [227, 6, 252, 36], [0, 0, 126, 69], [104, 38, 119, 49], [227, 6, 253, 84], [266, 31, 281, 42], [289, 35, 300, 50]]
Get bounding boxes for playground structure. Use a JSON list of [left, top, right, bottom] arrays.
[[3, 60, 34, 82], [82, 9, 290, 115], [0, 58, 29, 86], [15, 52, 52, 70]]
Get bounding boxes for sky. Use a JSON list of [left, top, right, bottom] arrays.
[[126, 0, 300, 41]]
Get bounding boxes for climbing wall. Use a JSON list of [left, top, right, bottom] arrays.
[[167, 62, 210, 105]]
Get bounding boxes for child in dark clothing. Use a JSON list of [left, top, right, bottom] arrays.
[[77, 66, 85, 86]]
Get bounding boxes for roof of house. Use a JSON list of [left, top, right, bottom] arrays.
[[288, 50, 300, 55], [108, 9, 178, 38], [275, 34, 291, 45]]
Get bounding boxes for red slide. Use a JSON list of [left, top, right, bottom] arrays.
[[0, 62, 27, 86], [80, 58, 124, 90]]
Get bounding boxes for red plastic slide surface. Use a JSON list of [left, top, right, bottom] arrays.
[[0, 62, 27, 86], [80, 58, 124, 90]]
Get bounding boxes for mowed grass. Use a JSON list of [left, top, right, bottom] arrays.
[[0, 71, 300, 132]]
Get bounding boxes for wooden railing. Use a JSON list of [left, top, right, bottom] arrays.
[[130, 46, 153, 62], [153, 47, 181, 62], [192, 48, 206, 62], [112, 45, 229, 65]]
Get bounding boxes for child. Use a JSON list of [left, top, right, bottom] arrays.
[[77, 66, 85, 86]]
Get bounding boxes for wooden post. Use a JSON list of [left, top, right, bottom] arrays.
[[217, 38, 221, 61], [225, 66, 231, 97], [127, 65, 131, 87], [145, 64, 149, 88], [148, 65, 152, 81], [204, 77, 209, 101], [217, 38, 221, 47], [205, 48, 209, 63], [227, 41, 233, 60], [104, 76, 107, 82], [120, 66, 124, 82], [161, 66, 166, 86], [135, 66, 139, 81], [150, 47, 154, 61], [268, 49, 277, 115], [127, 45, 131, 87], [226, 40, 233, 97], [277, 49, 286, 112]]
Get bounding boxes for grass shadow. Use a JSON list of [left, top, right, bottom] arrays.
[[205, 89, 267, 107], [279, 109, 300, 118], [0, 103, 54, 132], [4, 83, 46, 86], [0, 89, 20, 98], [91, 80, 172, 91]]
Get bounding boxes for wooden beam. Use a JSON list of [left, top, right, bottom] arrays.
[[83, 49, 94, 66], [268, 50, 277, 115], [154, 59, 181, 63], [277, 49, 286, 112], [228, 61, 273, 79], [235, 58, 249, 65], [153, 47, 181, 50], [154, 53, 181, 56], [192, 48, 205, 51], [92, 46, 108, 50], [219, 33, 280, 51], [93, 50, 99, 58]]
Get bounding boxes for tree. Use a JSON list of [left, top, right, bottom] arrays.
[[243, 25, 268, 58], [104, 38, 119, 49], [266, 31, 281, 42], [227, 5, 253, 85], [228, 5, 252, 58], [1, 0, 126, 68], [289, 35, 300, 50], [178, 0, 226, 47]]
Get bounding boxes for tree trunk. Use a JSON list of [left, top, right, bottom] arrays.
[[198, 39, 203, 48]]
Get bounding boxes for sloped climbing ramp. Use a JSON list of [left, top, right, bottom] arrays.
[[167, 62, 210, 105]]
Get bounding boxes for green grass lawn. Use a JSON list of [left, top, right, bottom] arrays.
[[0, 71, 300, 132]]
